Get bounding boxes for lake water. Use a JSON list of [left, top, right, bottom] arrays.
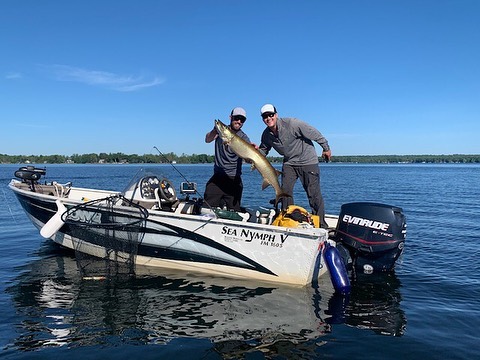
[[1, 163, 479, 359]]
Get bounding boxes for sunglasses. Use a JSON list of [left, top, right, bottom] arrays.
[[233, 115, 246, 123], [262, 112, 275, 119]]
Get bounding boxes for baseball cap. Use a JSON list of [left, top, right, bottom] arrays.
[[231, 107, 247, 118], [260, 104, 277, 115]]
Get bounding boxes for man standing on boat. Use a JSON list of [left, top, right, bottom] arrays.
[[258, 104, 331, 228], [204, 107, 251, 211]]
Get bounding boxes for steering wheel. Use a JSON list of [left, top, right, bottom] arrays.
[[140, 176, 160, 199], [158, 178, 177, 201]]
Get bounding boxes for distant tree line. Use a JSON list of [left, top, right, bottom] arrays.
[[1, 153, 479, 165], [0, 152, 215, 165], [329, 154, 480, 164]]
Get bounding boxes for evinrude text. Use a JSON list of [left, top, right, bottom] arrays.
[[342, 214, 390, 231]]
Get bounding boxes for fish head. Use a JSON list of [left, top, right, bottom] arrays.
[[214, 119, 234, 143]]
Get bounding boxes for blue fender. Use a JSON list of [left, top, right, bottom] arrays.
[[324, 243, 351, 294]]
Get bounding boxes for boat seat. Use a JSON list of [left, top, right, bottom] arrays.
[[244, 207, 276, 225], [154, 187, 178, 211], [174, 200, 200, 214]]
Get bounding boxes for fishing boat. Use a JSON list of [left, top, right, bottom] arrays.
[[8, 166, 406, 290]]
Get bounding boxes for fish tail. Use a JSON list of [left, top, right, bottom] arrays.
[[275, 192, 292, 207]]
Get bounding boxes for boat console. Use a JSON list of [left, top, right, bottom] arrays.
[[123, 175, 180, 211]]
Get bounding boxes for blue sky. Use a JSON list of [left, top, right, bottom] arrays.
[[2, 0, 479, 157]]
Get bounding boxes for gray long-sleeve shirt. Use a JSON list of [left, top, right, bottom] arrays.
[[259, 117, 330, 166]]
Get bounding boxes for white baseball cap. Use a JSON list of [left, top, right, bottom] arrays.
[[260, 104, 277, 115], [231, 107, 247, 118]]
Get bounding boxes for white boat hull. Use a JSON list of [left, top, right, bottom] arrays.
[[10, 179, 331, 286]]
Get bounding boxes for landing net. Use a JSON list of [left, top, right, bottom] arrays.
[[61, 195, 148, 279]]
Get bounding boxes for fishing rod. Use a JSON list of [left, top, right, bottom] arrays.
[[153, 146, 216, 214]]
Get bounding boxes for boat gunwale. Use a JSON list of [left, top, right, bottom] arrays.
[[9, 179, 329, 240]]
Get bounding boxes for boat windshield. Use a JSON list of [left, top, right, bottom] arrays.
[[121, 168, 171, 200]]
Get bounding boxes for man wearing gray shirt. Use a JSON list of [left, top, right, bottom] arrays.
[[204, 107, 250, 211], [258, 104, 331, 228]]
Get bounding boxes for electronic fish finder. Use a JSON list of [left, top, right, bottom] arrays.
[[180, 182, 197, 195]]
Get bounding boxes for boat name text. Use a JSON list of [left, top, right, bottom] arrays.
[[342, 214, 390, 231], [221, 226, 286, 244], [68, 209, 102, 224]]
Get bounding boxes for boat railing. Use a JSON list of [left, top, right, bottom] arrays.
[[12, 180, 72, 198], [51, 181, 72, 197]]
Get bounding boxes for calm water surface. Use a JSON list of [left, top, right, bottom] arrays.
[[1, 163, 479, 359]]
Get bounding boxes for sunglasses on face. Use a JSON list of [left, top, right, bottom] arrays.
[[262, 112, 275, 120], [233, 115, 246, 123]]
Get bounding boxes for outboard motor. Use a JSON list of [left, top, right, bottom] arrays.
[[334, 202, 406, 273]]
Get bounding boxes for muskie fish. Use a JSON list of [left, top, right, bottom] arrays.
[[214, 119, 289, 205]]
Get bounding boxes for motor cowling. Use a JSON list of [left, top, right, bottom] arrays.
[[335, 202, 406, 273]]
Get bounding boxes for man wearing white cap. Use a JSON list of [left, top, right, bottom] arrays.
[[204, 107, 250, 211], [258, 104, 331, 228]]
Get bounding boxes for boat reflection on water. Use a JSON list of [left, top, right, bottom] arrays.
[[325, 272, 407, 337], [348, 272, 406, 337], [6, 243, 406, 357]]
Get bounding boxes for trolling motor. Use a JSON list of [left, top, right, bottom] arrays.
[[333, 202, 407, 273], [14, 166, 46, 191]]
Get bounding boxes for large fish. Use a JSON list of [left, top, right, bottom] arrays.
[[214, 119, 289, 205]]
